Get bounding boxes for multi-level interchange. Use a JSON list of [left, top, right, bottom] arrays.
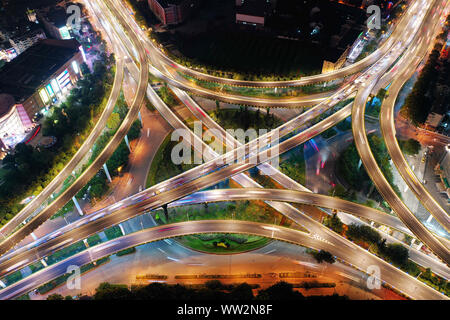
[[0, 0, 449, 300]]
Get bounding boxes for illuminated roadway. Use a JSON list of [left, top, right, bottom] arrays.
[[0, 0, 149, 256], [379, 27, 450, 232], [1, 188, 449, 280], [0, 220, 447, 300], [0, 100, 447, 296], [0, 0, 449, 300], [121, 0, 423, 89], [105, 0, 427, 108], [352, 0, 450, 265], [0, 47, 125, 240]]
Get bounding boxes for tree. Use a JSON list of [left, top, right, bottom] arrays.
[[106, 113, 121, 130], [312, 250, 336, 264], [346, 224, 381, 244], [94, 282, 133, 300], [398, 139, 421, 155], [47, 293, 64, 300], [323, 213, 343, 234], [230, 283, 254, 300], [106, 142, 130, 174], [376, 88, 387, 100], [384, 243, 409, 266], [256, 281, 304, 300], [127, 120, 142, 140], [205, 280, 223, 291]]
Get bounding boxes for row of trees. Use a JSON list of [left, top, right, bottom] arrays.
[[47, 281, 348, 300], [398, 139, 421, 155], [311, 250, 336, 264], [336, 133, 401, 202], [346, 223, 409, 267], [211, 105, 279, 132], [323, 214, 450, 295], [324, 213, 409, 267], [0, 52, 115, 225], [77, 119, 142, 202], [402, 15, 450, 125]]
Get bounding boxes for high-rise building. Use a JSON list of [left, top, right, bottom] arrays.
[[235, 0, 270, 28], [0, 39, 86, 122], [147, 0, 200, 25], [0, 15, 46, 62], [8, 28, 46, 56]]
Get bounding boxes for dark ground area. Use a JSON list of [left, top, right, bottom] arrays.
[[152, 0, 365, 79]]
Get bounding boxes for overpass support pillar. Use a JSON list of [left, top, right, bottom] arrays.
[[426, 214, 433, 224], [103, 163, 112, 183], [72, 196, 84, 216], [138, 111, 143, 125], [124, 135, 131, 152], [162, 204, 169, 222], [40, 259, 48, 267], [118, 223, 125, 236]]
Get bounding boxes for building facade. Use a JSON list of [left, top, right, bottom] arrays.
[[0, 94, 33, 150], [9, 28, 47, 56], [148, 0, 199, 25], [0, 39, 85, 121]]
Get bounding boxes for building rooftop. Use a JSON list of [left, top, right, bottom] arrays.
[[39, 6, 68, 28], [236, 0, 268, 18], [0, 39, 80, 103], [425, 112, 444, 128]]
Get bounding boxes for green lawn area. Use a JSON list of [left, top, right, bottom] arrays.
[[46, 241, 87, 265], [116, 247, 136, 257], [4, 270, 23, 286], [29, 261, 45, 274], [104, 226, 123, 240], [37, 257, 110, 295], [159, 200, 284, 226], [153, 200, 292, 254], [146, 132, 198, 188], [181, 73, 337, 99], [280, 146, 306, 185], [177, 234, 270, 254], [87, 234, 102, 247]]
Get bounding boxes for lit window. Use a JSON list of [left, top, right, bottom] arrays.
[[51, 79, 60, 93], [39, 89, 49, 104], [46, 84, 54, 97], [72, 60, 79, 74]]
